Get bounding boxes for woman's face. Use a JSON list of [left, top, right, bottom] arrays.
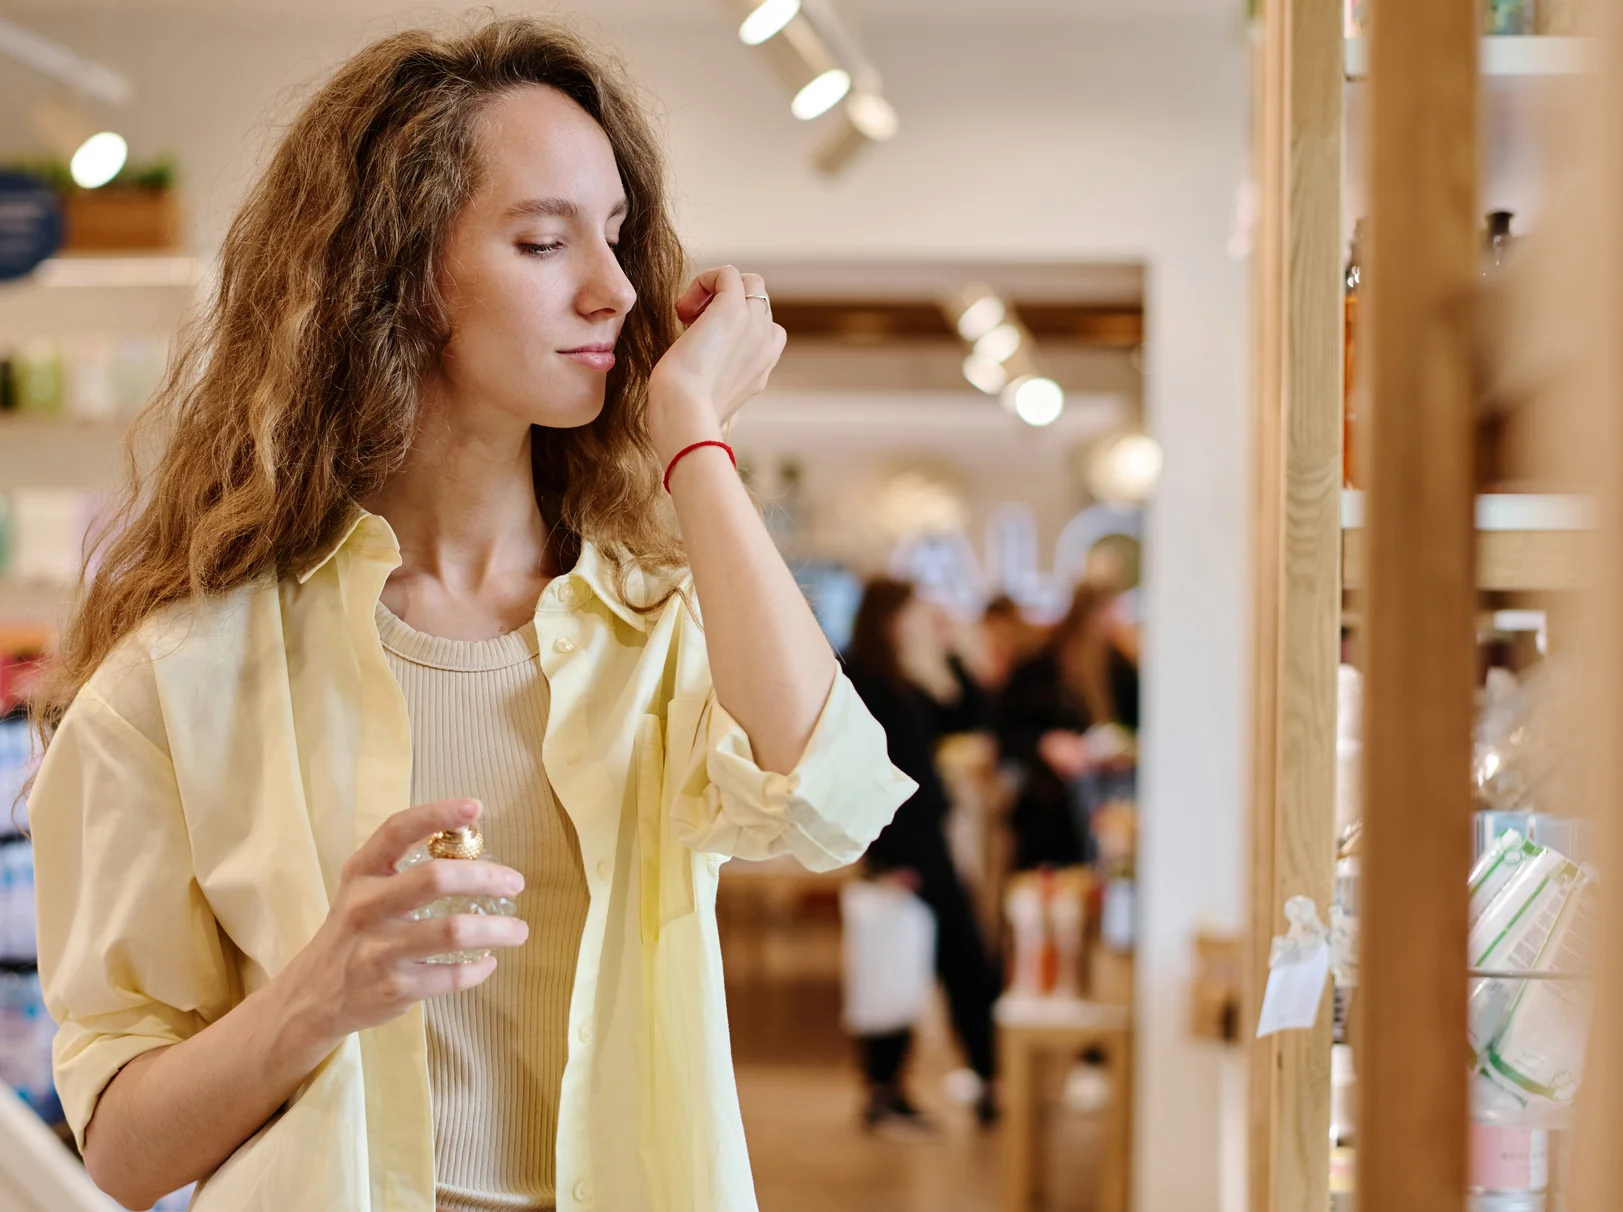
[[429, 85, 638, 431]]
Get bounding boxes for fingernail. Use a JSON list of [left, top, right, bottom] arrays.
[[461, 800, 479, 819]]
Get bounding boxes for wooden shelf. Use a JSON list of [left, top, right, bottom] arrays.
[[0, 256, 198, 340], [0, 582, 72, 631], [1345, 36, 1594, 80], [1341, 489, 1590, 530], [26, 255, 201, 289], [1342, 492, 1589, 591], [0, 416, 129, 491]]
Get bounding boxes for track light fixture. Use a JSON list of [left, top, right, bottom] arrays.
[[2, 18, 134, 190], [725, 0, 898, 173], [940, 284, 1068, 428]]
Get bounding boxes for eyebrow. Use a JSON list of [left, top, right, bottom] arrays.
[[500, 197, 629, 223]]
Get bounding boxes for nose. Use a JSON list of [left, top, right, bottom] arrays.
[[579, 238, 637, 320]]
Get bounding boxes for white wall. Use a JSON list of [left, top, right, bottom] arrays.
[[1, 9, 1254, 1209]]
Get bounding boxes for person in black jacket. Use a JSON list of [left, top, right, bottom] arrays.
[[998, 581, 1140, 871], [844, 577, 1000, 1134]]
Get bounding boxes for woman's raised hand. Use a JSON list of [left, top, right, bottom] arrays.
[[647, 265, 786, 465], [276, 798, 529, 1046]]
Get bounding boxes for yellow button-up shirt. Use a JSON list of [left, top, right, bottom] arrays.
[[31, 510, 914, 1211]]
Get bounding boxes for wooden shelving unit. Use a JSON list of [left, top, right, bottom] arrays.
[[0, 255, 198, 638], [1248, 5, 1623, 1212], [1342, 491, 1591, 591], [1344, 35, 1593, 79]]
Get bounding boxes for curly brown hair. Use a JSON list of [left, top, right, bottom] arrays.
[[32, 16, 687, 745]]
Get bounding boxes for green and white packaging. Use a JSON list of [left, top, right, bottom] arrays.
[[1481, 871, 1596, 1107], [1468, 829, 1541, 927], [1467, 849, 1582, 1053]]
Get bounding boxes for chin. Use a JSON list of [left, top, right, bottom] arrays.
[[522, 394, 606, 431]]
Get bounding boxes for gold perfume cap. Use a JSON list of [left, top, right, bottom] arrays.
[[428, 825, 484, 861]]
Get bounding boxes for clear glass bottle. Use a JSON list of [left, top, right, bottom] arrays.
[[395, 825, 518, 964]]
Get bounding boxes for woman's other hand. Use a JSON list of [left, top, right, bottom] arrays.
[[275, 798, 529, 1049], [647, 265, 786, 464]]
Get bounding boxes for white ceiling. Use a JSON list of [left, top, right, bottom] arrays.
[[2, 0, 1239, 26]]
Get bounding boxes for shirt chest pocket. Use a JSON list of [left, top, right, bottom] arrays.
[[635, 711, 696, 942]]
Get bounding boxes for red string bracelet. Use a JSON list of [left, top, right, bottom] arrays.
[[663, 439, 737, 493]]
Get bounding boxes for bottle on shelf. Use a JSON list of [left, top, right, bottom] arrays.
[[1329, 1043, 1357, 1211], [1483, 211, 1517, 277], [394, 825, 519, 964], [1483, 0, 1532, 35]]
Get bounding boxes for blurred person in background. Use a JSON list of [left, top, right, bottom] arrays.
[[975, 593, 1047, 693], [998, 581, 1140, 871], [844, 578, 1001, 1135]]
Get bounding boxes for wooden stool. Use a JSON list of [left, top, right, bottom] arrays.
[[996, 996, 1133, 1212]]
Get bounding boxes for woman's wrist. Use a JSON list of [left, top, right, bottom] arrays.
[[647, 384, 723, 467], [263, 956, 344, 1078]]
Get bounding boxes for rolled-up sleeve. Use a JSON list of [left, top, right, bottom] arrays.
[[668, 669, 918, 873], [31, 688, 236, 1153]]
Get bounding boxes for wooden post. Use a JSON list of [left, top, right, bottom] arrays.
[[1357, 0, 1478, 1205], [1566, 0, 1623, 1205], [1246, 0, 1343, 1203]]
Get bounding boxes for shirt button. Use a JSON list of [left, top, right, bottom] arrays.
[[553, 635, 576, 655], [578, 1022, 593, 1045], [596, 859, 610, 881], [556, 581, 576, 606], [573, 1180, 593, 1203]]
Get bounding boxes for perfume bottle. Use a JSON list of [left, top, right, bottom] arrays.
[[395, 825, 519, 964]]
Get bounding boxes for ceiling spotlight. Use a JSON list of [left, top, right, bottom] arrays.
[[962, 353, 1009, 395], [791, 67, 851, 120], [70, 131, 127, 188], [32, 97, 128, 189], [955, 290, 1006, 342], [1004, 376, 1066, 427], [739, 0, 802, 45], [846, 92, 898, 141], [973, 322, 1023, 366], [1087, 431, 1164, 502], [812, 90, 899, 174]]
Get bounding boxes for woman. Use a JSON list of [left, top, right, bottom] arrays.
[[843, 578, 1000, 1132], [998, 582, 1139, 870], [27, 20, 912, 1212]]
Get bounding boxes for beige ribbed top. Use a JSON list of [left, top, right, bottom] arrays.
[[376, 601, 591, 1212]]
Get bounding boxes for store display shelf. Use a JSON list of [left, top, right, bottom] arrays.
[[0, 257, 199, 341], [1345, 35, 1593, 80], [0, 583, 72, 631], [0, 416, 129, 491], [26, 255, 202, 289], [0, 413, 128, 435], [1340, 490, 1590, 531], [1342, 491, 1590, 591]]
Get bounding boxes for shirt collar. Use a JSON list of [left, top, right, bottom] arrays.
[[293, 507, 658, 632]]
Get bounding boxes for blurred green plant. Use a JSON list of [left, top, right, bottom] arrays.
[[0, 153, 178, 192]]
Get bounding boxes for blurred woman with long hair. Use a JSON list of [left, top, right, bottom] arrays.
[[843, 578, 1000, 1133], [998, 581, 1140, 870], [25, 19, 910, 1211]]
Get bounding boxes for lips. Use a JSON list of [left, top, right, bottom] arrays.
[[559, 345, 616, 372]]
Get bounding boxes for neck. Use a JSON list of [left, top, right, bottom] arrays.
[[364, 397, 560, 596]]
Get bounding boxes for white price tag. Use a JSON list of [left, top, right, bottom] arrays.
[[1255, 939, 1331, 1037]]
